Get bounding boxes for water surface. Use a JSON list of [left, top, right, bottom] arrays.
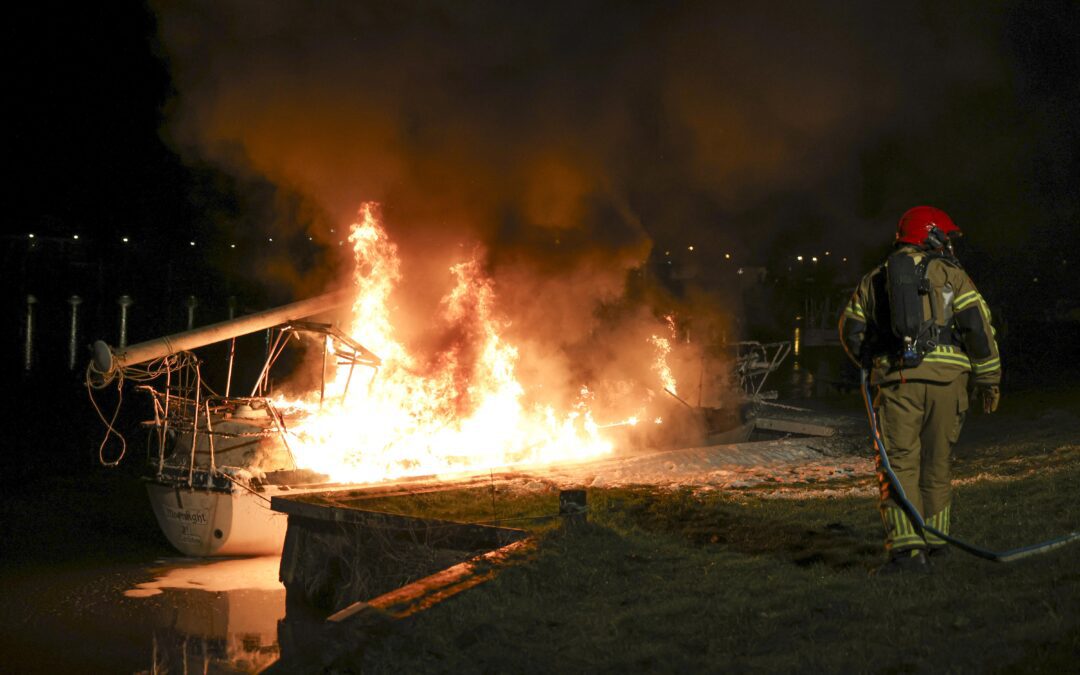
[[0, 555, 284, 674]]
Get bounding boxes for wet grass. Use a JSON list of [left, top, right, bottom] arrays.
[[5, 379, 1077, 671], [299, 483, 564, 531], [336, 446, 1080, 673]]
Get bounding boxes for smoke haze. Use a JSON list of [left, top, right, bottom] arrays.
[[149, 0, 1079, 379], [152, 1, 1013, 262]]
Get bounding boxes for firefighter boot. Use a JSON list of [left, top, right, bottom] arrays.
[[872, 549, 931, 576], [928, 545, 951, 564]]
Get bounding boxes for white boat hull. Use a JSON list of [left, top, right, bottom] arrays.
[[146, 481, 288, 556]]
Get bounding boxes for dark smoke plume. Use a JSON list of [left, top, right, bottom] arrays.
[[152, 1, 1012, 270], [150, 0, 1077, 392]]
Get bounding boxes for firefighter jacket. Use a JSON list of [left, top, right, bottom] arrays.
[[839, 245, 1001, 386]]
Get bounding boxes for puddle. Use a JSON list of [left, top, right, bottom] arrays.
[[126, 555, 283, 596], [0, 556, 285, 674], [129, 556, 285, 673]]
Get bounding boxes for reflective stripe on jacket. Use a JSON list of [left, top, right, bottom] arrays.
[[839, 246, 1001, 386]]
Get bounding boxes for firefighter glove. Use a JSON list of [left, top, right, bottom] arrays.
[[975, 384, 1000, 414]]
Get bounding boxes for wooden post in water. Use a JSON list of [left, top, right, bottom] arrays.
[[24, 294, 36, 372], [67, 295, 82, 370], [117, 295, 133, 349], [186, 295, 198, 331]]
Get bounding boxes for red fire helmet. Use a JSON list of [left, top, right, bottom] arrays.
[[896, 206, 961, 246]]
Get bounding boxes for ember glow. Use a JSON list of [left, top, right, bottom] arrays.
[[649, 314, 679, 395], [277, 204, 664, 483]]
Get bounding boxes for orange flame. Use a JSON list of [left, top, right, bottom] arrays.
[[278, 204, 617, 483], [649, 313, 679, 395]]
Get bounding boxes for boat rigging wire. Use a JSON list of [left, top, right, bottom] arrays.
[[87, 352, 202, 467]]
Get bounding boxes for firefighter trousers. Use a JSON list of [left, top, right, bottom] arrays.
[[873, 374, 969, 553]]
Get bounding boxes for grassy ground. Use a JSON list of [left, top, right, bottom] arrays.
[[327, 391, 1080, 673], [3, 381, 1077, 672]]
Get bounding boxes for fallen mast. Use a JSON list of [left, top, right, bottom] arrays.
[[89, 287, 358, 383]]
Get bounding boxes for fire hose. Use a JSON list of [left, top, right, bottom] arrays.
[[859, 369, 1080, 562]]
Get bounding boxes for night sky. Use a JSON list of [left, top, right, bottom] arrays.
[[7, 1, 1079, 361]]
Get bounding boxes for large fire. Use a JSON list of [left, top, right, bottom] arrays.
[[277, 204, 673, 484]]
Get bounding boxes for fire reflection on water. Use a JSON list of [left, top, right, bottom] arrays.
[[126, 556, 284, 673]]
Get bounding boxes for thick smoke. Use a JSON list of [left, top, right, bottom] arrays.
[[150, 1, 1024, 418], [151, 1, 1008, 261]]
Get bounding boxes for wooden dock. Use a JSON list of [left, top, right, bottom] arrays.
[[271, 487, 533, 616]]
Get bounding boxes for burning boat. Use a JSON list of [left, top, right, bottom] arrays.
[[89, 289, 377, 556], [88, 205, 784, 556]]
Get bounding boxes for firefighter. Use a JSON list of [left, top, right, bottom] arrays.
[[839, 206, 1001, 574]]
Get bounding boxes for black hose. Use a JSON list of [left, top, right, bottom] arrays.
[[859, 369, 1079, 562]]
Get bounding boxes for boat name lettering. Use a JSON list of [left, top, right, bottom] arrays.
[[167, 508, 208, 525]]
